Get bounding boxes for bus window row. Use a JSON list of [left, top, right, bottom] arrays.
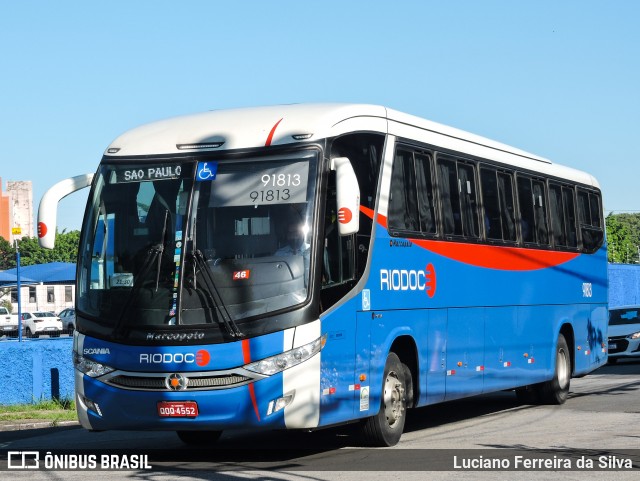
[[388, 144, 604, 254]]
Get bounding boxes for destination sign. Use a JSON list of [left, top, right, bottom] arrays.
[[209, 161, 309, 207], [115, 165, 183, 183]]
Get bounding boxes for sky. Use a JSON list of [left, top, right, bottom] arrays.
[[1, 1, 639, 232]]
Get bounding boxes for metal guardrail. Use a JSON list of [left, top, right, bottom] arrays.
[[0, 331, 74, 341]]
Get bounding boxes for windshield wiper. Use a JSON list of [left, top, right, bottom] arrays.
[[190, 249, 244, 338]]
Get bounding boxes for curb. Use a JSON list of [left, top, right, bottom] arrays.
[[0, 420, 80, 432]]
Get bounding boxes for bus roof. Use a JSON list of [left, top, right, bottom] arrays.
[[104, 103, 599, 189]]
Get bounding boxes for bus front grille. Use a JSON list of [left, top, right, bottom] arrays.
[[105, 372, 253, 391]]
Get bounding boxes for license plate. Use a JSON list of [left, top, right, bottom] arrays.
[[157, 401, 198, 418], [608, 343, 617, 350]]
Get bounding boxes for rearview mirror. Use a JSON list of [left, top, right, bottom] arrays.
[[331, 157, 360, 236]]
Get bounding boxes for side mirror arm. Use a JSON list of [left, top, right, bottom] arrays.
[[38, 174, 94, 249]]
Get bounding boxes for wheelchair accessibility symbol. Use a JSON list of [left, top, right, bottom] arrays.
[[196, 162, 218, 181]]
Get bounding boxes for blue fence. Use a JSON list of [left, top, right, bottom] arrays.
[[0, 264, 639, 406], [608, 264, 640, 308], [0, 338, 74, 405]]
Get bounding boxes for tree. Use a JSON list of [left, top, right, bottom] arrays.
[[606, 213, 638, 264], [0, 231, 81, 270], [0, 236, 16, 270]]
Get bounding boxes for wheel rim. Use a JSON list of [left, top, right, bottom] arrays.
[[383, 370, 405, 428], [557, 348, 569, 388]]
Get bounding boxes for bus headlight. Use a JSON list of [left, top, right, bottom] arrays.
[[244, 334, 326, 376], [73, 351, 115, 378]]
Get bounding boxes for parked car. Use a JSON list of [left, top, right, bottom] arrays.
[[21, 311, 63, 338], [58, 307, 76, 332], [0, 306, 20, 336], [608, 306, 640, 363]]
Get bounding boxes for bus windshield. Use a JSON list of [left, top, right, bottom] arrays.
[[77, 150, 318, 335]]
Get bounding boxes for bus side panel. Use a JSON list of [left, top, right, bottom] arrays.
[[513, 305, 550, 385], [483, 306, 521, 393], [573, 303, 608, 376], [423, 308, 447, 406], [587, 303, 608, 371], [444, 308, 484, 401]]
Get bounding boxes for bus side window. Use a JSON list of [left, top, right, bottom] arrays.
[[577, 189, 604, 254], [532, 180, 549, 245], [389, 149, 419, 233], [458, 162, 479, 238], [437, 156, 478, 239], [562, 186, 577, 248], [415, 153, 436, 234], [517, 176, 535, 243], [517, 176, 549, 246], [481, 168, 502, 240], [497, 172, 516, 241], [549, 184, 566, 247], [438, 157, 462, 236]]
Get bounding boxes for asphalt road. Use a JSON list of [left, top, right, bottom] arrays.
[[1, 360, 639, 480]]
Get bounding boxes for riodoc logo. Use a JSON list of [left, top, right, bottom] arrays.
[[380, 263, 436, 298], [139, 350, 210, 366]]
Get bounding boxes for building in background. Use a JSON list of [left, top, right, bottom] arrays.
[[0, 262, 75, 315], [8, 180, 34, 241], [0, 178, 33, 243], [0, 178, 10, 241]]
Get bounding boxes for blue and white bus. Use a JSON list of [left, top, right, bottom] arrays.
[[38, 104, 608, 446]]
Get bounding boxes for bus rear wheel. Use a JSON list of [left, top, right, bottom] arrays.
[[537, 333, 571, 404], [176, 430, 222, 446], [517, 334, 571, 405], [360, 352, 409, 447]]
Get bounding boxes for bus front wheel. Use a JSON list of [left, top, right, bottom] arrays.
[[360, 352, 409, 447], [176, 430, 222, 446]]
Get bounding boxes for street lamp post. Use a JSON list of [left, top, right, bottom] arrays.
[[15, 238, 23, 342], [12, 226, 23, 342]]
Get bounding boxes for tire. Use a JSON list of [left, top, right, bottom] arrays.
[[26, 328, 33, 338], [176, 430, 222, 446], [360, 352, 409, 447], [536, 334, 571, 405]]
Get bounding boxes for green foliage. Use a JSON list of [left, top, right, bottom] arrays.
[[0, 398, 77, 423], [0, 231, 80, 270], [0, 236, 15, 270], [606, 213, 640, 264]]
